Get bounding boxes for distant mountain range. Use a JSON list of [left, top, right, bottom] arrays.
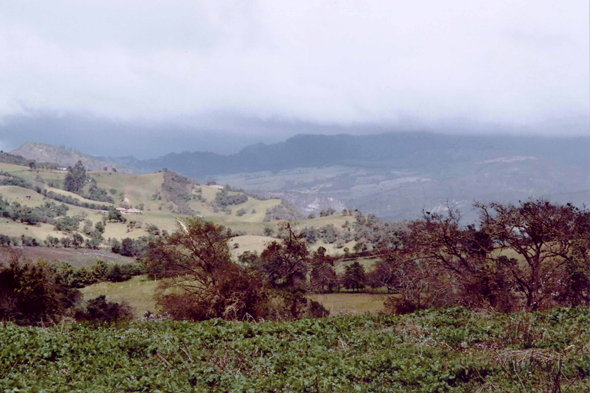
[[12, 132, 590, 222]]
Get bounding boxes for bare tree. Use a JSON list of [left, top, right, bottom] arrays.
[[477, 200, 589, 310], [398, 200, 590, 311]]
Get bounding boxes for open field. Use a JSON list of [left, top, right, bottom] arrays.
[[0, 185, 47, 207], [0, 220, 64, 240], [2, 307, 587, 391], [81, 275, 159, 316], [0, 246, 134, 266], [308, 293, 389, 315]]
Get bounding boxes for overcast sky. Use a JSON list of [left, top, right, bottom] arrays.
[[0, 1, 588, 157]]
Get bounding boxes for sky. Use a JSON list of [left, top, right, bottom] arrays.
[[0, 1, 588, 158]]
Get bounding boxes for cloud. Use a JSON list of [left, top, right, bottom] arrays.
[[0, 1, 587, 131]]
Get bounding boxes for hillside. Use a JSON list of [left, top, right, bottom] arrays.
[[11, 142, 136, 174], [0, 161, 358, 259]]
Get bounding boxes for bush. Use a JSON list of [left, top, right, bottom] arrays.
[[77, 295, 133, 322], [306, 300, 330, 318], [0, 253, 80, 325]]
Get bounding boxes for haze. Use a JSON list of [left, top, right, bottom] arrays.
[[0, 1, 588, 157]]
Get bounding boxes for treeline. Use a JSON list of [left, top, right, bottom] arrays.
[[298, 211, 403, 253], [0, 171, 33, 188], [45, 190, 111, 210], [0, 193, 105, 246]]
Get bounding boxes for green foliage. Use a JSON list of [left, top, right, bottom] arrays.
[[0, 308, 587, 391], [0, 194, 70, 226], [54, 216, 81, 233], [45, 190, 111, 210], [0, 171, 34, 189], [107, 209, 125, 223], [111, 236, 151, 258], [161, 170, 196, 215], [83, 181, 114, 203]]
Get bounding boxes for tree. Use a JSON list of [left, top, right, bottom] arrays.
[[107, 209, 125, 223], [477, 200, 589, 310], [258, 222, 309, 319], [95, 221, 105, 234], [147, 218, 269, 321], [309, 247, 338, 293], [120, 238, 135, 257], [404, 200, 590, 311], [64, 160, 87, 193], [71, 233, 84, 249], [342, 261, 366, 291], [77, 295, 132, 322]]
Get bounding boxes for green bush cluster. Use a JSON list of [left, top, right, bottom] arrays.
[[215, 189, 248, 207]]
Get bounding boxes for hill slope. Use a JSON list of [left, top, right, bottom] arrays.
[[12, 142, 136, 174], [0, 161, 354, 258]]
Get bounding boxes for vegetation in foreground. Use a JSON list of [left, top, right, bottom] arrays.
[[1, 197, 588, 391], [1, 307, 588, 392]]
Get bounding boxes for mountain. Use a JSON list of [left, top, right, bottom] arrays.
[[11, 142, 136, 174], [116, 132, 590, 222]]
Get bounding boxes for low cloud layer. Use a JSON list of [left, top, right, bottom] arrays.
[[0, 1, 588, 156]]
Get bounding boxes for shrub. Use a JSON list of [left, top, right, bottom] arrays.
[[0, 252, 80, 325], [77, 295, 133, 322]]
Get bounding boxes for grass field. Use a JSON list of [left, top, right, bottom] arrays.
[[0, 246, 134, 267], [80, 273, 389, 318], [308, 293, 389, 315], [81, 275, 159, 316]]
